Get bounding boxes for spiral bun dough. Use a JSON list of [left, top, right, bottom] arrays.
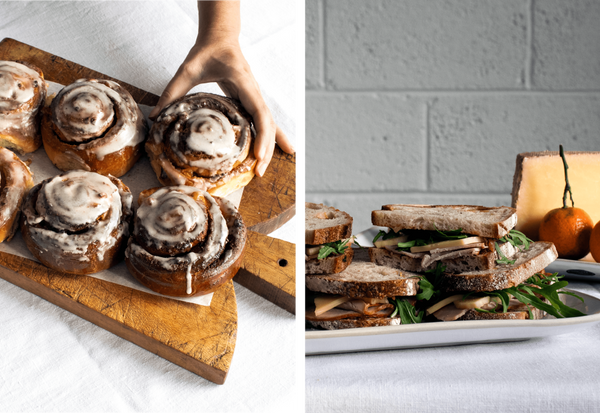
[[125, 186, 247, 297], [41, 79, 148, 177], [0, 61, 47, 154], [146, 93, 257, 197], [20, 170, 133, 275], [0, 147, 34, 242]]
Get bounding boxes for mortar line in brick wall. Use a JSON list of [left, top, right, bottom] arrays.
[[306, 191, 512, 197], [321, 0, 328, 90], [424, 101, 430, 192], [526, 0, 534, 90], [306, 89, 600, 96]]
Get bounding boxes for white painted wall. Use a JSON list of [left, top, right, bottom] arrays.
[[306, 0, 600, 231]]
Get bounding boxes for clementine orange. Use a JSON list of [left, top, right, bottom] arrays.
[[590, 221, 600, 262], [539, 207, 593, 260]]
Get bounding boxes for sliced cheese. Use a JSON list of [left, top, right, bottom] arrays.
[[306, 236, 355, 256], [306, 245, 322, 255], [374, 235, 409, 248], [314, 295, 350, 316], [425, 294, 463, 315], [454, 295, 491, 309], [512, 151, 600, 241], [411, 237, 484, 253]]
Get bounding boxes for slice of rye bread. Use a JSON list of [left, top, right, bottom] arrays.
[[308, 307, 545, 329], [457, 306, 545, 321], [371, 204, 517, 239], [305, 249, 421, 298], [368, 241, 518, 273], [307, 317, 400, 330], [305, 247, 354, 275], [441, 241, 558, 292], [305, 202, 353, 244]]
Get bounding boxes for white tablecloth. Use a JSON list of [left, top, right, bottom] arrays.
[[306, 281, 600, 413], [0, 1, 297, 411]]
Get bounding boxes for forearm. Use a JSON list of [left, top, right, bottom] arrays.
[[197, 1, 240, 44]]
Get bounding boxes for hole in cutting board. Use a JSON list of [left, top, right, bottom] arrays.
[[278, 259, 288, 267]]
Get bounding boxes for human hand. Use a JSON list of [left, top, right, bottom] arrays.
[[149, 1, 294, 177]]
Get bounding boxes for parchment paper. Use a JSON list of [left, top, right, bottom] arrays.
[[0, 80, 245, 306]]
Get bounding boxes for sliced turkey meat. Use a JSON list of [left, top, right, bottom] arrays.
[[421, 247, 481, 268]]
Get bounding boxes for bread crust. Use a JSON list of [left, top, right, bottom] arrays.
[[305, 202, 353, 244], [307, 317, 400, 330], [305, 247, 354, 275], [305, 255, 421, 298], [441, 241, 558, 292], [457, 307, 545, 320], [372, 204, 517, 239]]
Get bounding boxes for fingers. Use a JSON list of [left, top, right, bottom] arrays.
[[252, 107, 277, 177], [275, 125, 295, 154], [149, 65, 196, 120]]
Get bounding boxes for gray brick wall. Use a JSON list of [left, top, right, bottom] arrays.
[[306, 0, 600, 232]]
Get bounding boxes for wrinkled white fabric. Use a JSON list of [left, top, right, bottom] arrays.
[[0, 1, 297, 411]]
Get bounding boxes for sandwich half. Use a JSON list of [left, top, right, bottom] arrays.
[[306, 249, 421, 329], [305, 202, 354, 275], [369, 204, 523, 273]]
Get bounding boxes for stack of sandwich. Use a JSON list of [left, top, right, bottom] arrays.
[[306, 204, 584, 330], [305, 203, 354, 275]]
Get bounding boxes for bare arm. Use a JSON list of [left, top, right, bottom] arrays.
[[149, 1, 294, 177]]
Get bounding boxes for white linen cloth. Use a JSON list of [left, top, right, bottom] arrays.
[[0, 1, 297, 411], [306, 282, 600, 413]]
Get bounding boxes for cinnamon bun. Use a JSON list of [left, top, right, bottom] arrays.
[[20, 170, 133, 275], [41, 79, 148, 177], [125, 186, 247, 297], [0, 147, 34, 242], [0, 60, 47, 154], [146, 93, 256, 197]]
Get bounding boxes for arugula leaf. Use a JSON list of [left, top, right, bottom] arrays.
[[477, 272, 586, 319], [394, 227, 468, 251], [397, 239, 428, 251], [498, 230, 533, 251], [416, 262, 446, 301], [433, 225, 468, 240], [317, 239, 349, 260], [372, 229, 403, 244], [390, 298, 423, 324], [495, 242, 516, 265]]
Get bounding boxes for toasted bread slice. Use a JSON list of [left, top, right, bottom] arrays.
[[441, 241, 558, 292], [371, 204, 517, 239], [368, 241, 518, 273], [305, 247, 354, 275], [305, 202, 353, 244], [458, 307, 545, 320], [307, 317, 401, 330], [305, 249, 421, 298]]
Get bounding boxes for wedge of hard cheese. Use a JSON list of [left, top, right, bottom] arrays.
[[441, 241, 558, 292], [511, 151, 600, 240]]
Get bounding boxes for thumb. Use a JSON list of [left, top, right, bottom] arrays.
[[149, 67, 196, 120]]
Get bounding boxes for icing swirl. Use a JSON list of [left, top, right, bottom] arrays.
[[51, 79, 145, 158], [0, 61, 41, 111], [21, 170, 132, 274], [0, 61, 47, 154], [126, 186, 246, 297], [146, 93, 256, 196]]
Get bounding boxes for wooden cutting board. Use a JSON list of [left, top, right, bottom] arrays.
[[0, 38, 296, 384]]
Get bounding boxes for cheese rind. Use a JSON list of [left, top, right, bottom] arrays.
[[511, 151, 600, 241]]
